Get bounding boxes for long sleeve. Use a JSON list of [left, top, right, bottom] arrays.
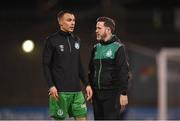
[[42, 38, 54, 88], [115, 46, 129, 94], [88, 47, 95, 86], [79, 54, 89, 87]]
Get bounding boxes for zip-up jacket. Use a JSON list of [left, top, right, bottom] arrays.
[[88, 35, 129, 94], [43, 30, 88, 92]]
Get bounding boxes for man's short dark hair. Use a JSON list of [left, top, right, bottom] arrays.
[[57, 10, 74, 20], [96, 16, 115, 33]]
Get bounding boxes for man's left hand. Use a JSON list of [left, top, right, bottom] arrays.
[[120, 95, 128, 112]]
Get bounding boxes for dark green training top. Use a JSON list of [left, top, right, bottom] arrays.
[[88, 35, 129, 95]]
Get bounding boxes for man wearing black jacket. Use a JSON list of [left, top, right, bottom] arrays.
[[42, 10, 92, 120], [88, 16, 129, 120]]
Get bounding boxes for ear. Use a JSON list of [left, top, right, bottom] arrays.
[[106, 27, 110, 33], [58, 20, 62, 26], [107, 27, 113, 33]]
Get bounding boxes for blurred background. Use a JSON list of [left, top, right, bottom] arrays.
[[0, 0, 180, 120]]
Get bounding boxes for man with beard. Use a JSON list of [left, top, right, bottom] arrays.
[[88, 16, 129, 120]]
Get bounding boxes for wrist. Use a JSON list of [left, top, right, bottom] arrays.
[[121, 90, 127, 95]]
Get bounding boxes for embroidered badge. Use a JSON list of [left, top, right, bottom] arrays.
[[59, 45, 64, 52], [74, 42, 80, 49], [57, 109, 64, 116], [106, 49, 112, 57]]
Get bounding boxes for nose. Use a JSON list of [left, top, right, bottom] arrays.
[[72, 21, 75, 26]]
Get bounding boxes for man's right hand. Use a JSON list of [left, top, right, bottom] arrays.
[[86, 85, 93, 101], [49, 86, 58, 100]]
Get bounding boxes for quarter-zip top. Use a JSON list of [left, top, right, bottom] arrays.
[[43, 30, 88, 92]]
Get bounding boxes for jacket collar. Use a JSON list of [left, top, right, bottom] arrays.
[[58, 30, 72, 36], [100, 35, 117, 45]]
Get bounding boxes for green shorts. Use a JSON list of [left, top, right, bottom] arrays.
[[49, 91, 87, 120]]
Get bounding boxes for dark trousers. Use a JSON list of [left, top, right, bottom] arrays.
[[92, 89, 122, 120]]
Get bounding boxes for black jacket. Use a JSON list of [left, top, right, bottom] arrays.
[[43, 30, 88, 92], [88, 35, 129, 94]]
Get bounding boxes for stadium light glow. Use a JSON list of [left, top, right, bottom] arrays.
[[22, 40, 35, 53]]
